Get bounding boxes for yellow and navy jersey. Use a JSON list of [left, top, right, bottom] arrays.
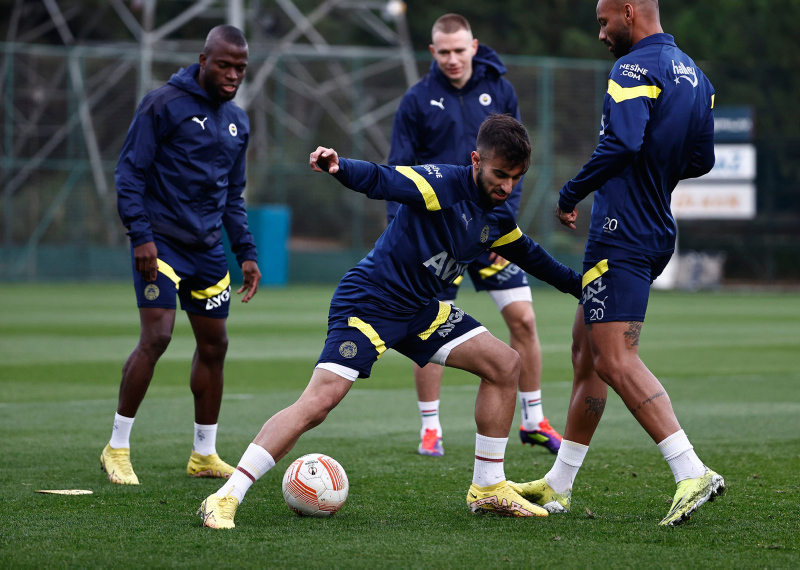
[[331, 158, 581, 314], [558, 33, 715, 255]]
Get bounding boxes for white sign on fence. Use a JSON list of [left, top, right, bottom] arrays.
[[671, 183, 756, 219]]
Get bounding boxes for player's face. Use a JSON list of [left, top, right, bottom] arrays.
[[596, 0, 633, 59], [429, 29, 479, 89], [199, 41, 248, 102], [472, 151, 526, 208]]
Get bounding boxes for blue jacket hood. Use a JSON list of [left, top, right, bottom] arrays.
[[167, 63, 215, 102], [428, 44, 507, 91]]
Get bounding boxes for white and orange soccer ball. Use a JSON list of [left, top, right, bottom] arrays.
[[281, 453, 349, 517]]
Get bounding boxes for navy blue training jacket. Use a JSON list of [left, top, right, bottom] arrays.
[[115, 63, 257, 265], [332, 158, 581, 315], [559, 34, 715, 256], [387, 45, 523, 223]]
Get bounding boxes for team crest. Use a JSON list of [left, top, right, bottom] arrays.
[[229, 123, 238, 136], [480, 225, 490, 243], [339, 341, 357, 359], [479, 93, 492, 106], [144, 284, 160, 300]]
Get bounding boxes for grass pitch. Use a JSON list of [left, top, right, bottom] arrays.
[[1, 283, 799, 567]]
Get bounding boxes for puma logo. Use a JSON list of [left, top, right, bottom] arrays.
[[462, 213, 472, 229], [592, 296, 608, 309], [430, 98, 445, 110], [192, 116, 208, 130]]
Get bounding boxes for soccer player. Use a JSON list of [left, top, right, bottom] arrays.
[[198, 114, 582, 528], [511, 0, 724, 525], [103, 25, 262, 485], [388, 13, 562, 458]]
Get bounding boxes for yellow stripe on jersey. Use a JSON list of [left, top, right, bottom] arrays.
[[396, 166, 442, 212], [348, 317, 387, 358], [478, 259, 511, 280], [607, 79, 662, 103], [582, 259, 609, 289], [156, 259, 181, 289], [417, 301, 452, 341], [191, 272, 231, 300], [453, 275, 464, 286], [711, 94, 715, 109], [491, 226, 523, 248]]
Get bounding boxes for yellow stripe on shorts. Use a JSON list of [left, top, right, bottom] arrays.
[[396, 166, 441, 211], [452, 275, 464, 286], [156, 259, 181, 289], [491, 226, 523, 248], [417, 301, 452, 341], [478, 259, 511, 280], [191, 272, 231, 300], [348, 317, 387, 358], [607, 79, 662, 103], [582, 259, 609, 289]]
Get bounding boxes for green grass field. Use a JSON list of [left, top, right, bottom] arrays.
[[1, 283, 799, 567]]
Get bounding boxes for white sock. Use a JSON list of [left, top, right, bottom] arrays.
[[418, 400, 442, 438], [519, 390, 544, 430], [545, 439, 589, 493], [215, 443, 275, 504], [473, 434, 508, 487], [658, 429, 706, 483], [193, 423, 218, 456], [109, 413, 135, 449]]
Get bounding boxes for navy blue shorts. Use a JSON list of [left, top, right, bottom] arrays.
[[580, 241, 671, 324], [131, 236, 231, 319], [436, 250, 530, 301], [317, 299, 486, 379]]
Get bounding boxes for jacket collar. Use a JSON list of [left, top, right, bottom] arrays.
[[630, 33, 676, 53], [167, 63, 219, 105]]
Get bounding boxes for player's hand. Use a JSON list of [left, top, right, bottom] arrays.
[[556, 205, 578, 230], [133, 241, 159, 282], [487, 252, 508, 266], [309, 146, 340, 174], [238, 260, 261, 303]]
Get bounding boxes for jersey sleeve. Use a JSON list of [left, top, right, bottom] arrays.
[[558, 63, 662, 213], [115, 96, 162, 247], [222, 128, 258, 266], [333, 158, 467, 212], [489, 223, 582, 298], [681, 95, 715, 180]]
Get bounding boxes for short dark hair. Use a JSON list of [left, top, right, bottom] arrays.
[[204, 25, 248, 55], [476, 114, 531, 172], [431, 14, 472, 37]]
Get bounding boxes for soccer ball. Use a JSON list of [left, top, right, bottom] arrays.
[[281, 453, 349, 517]]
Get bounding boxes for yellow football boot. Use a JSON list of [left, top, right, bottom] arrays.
[[198, 492, 239, 529], [660, 468, 725, 526], [508, 478, 571, 513], [100, 444, 140, 485], [467, 480, 548, 517], [187, 451, 235, 479]]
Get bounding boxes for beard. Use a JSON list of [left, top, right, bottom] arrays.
[[609, 26, 633, 58], [476, 166, 506, 209]]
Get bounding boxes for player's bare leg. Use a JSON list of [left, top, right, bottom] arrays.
[[586, 320, 680, 443], [117, 307, 176, 417], [102, 307, 175, 485], [504, 300, 562, 453], [187, 313, 229, 425], [413, 362, 445, 455], [446, 331, 548, 516], [185, 312, 234, 479]]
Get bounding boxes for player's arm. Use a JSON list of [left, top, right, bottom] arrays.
[[386, 93, 421, 224], [681, 99, 715, 180], [558, 68, 660, 214], [489, 225, 582, 298], [310, 147, 460, 212], [115, 98, 161, 281], [222, 132, 261, 302]]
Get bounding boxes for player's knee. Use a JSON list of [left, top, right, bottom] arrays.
[[591, 353, 622, 387], [140, 329, 172, 358], [507, 311, 537, 344], [490, 346, 520, 387], [197, 334, 228, 362]]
